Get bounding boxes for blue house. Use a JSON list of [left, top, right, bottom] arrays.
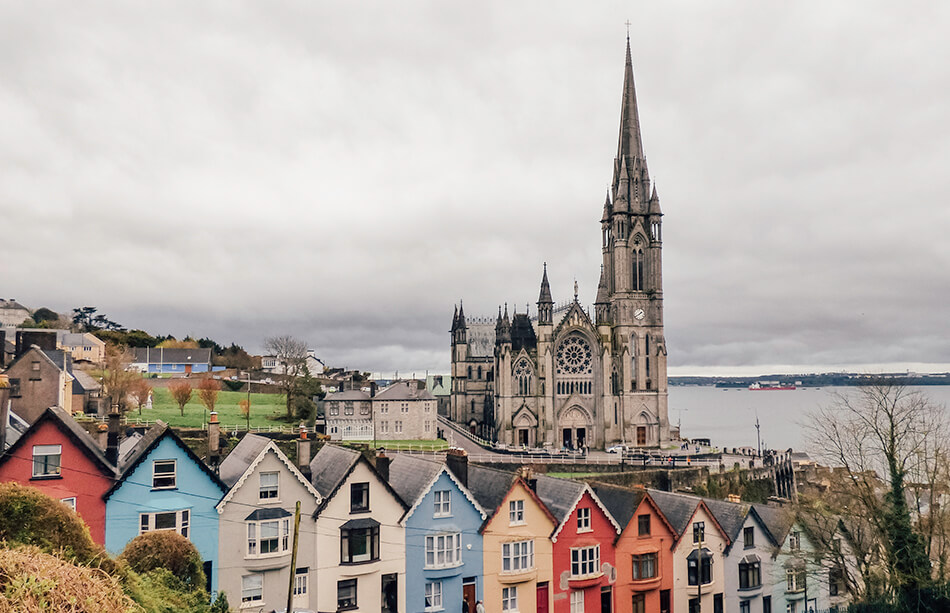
[[388, 449, 486, 613], [130, 347, 214, 374], [104, 421, 227, 593]]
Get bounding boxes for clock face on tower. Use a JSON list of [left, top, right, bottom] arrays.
[[634, 308, 645, 321]]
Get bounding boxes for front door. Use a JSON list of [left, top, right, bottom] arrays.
[[600, 586, 612, 613], [563, 428, 573, 449], [462, 578, 476, 613], [382, 573, 398, 613], [576, 427, 587, 449], [518, 428, 529, 447], [636, 426, 647, 446], [536, 582, 549, 613]]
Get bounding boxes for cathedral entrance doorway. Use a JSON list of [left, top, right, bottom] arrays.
[[559, 406, 591, 450], [518, 428, 529, 447], [636, 426, 647, 446]]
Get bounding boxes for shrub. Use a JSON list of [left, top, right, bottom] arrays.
[[120, 531, 206, 590], [0, 483, 112, 569], [0, 545, 135, 612]]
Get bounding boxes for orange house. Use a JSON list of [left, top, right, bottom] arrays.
[[595, 485, 676, 613]]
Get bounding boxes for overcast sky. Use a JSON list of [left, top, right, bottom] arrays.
[[2, 2, 949, 376]]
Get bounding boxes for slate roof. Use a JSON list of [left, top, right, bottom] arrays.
[[308, 444, 408, 517], [0, 406, 116, 477], [388, 453, 444, 508], [374, 382, 434, 401], [309, 444, 362, 500], [591, 482, 646, 531], [647, 489, 701, 536], [104, 421, 226, 499], [71, 369, 101, 393], [219, 433, 271, 488], [700, 496, 750, 544], [324, 390, 371, 402], [533, 474, 586, 523], [131, 348, 212, 365], [466, 464, 518, 514], [752, 503, 795, 543]]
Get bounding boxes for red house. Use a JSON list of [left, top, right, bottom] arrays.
[[0, 406, 117, 543], [536, 477, 622, 613], [595, 485, 677, 613]]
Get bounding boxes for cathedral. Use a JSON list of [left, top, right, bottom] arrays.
[[450, 38, 670, 450]]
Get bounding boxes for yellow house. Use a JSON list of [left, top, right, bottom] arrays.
[[58, 332, 106, 364], [478, 473, 557, 613]]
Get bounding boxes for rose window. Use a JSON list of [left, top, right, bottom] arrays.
[[556, 336, 593, 375]]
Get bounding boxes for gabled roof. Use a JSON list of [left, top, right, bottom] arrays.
[[217, 434, 321, 510], [308, 444, 407, 516], [388, 454, 487, 525], [591, 482, 649, 535], [71, 369, 101, 393], [220, 433, 271, 487], [324, 390, 371, 402], [374, 382, 434, 401], [544, 480, 623, 541], [646, 489, 699, 536], [0, 406, 116, 477], [466, 464, 518, 514], [701, 496, 749, 544], [752, 503, 796, 544], [103, 421, 226, 499], [480, 474, 558, 533]]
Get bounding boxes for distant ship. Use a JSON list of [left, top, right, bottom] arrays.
[[749, 381, 796, 391]]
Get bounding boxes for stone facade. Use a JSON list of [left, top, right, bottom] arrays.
[[450, 39, 670, 449], [374, 381, 437, 440]]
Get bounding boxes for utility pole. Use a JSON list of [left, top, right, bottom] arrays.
[[285, 501, 301, 613], [755, 413, 761, 457]]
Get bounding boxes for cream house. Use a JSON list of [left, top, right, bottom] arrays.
[[58, 332, 105, 364], [309, 445, 407, 613], [650, 490, 729, 613], [373, 381, 437, 441], [216, 434, 322, 612]]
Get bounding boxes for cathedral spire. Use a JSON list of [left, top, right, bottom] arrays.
[[617, 36, 644, 165], [538, 262, 553, 304], [457, 300, 466, 327]]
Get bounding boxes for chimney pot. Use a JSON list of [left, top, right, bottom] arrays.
[[106, 411, 121, 466], [375, 452, 391, 483]]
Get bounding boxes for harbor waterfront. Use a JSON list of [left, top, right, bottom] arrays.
[[669, 384, 950, 451]]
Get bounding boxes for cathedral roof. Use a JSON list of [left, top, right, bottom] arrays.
[[510, 313, 537, 353]]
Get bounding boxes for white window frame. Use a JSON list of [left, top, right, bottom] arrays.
[[242, 573, 263, 604], [152, 459, 177, 489], [425, 533, 462, 568], [571, 590, 584, 613], [509, 499, 525, 525], [571, 544, 600, 577], [425, 581, 443, 612], [502, 540, 534, 573], [293, 567, 308, 596], [246, 518, 291, 557], [434, 490, 451, 517], [577, 507, 592, 532], [259, 471, 279, 500], [139, 509, 190, 538], [32, 444, 62, 477], [502, 586, 518, 611], [61, 497, 77, 511], [395, 420, 403, 434]]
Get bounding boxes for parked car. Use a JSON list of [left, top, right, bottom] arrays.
[[606, 444, 627, 454]]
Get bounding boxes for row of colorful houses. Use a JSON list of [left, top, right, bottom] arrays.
[[0, 405, 858, 613]]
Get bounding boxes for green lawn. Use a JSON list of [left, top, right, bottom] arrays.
[[372, 439, 449, 451], [129, 387, 292, 429]]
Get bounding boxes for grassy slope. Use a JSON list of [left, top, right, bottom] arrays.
[[130, 388, 291, 428]]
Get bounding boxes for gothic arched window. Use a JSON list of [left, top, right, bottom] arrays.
[[632, 247, 644, 290], [514, 359, 533, 396]]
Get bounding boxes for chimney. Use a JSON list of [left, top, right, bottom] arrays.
[[97, 422, 109, 451], [15, 330, 57, 357], [375, 451, 391, 483], [208, 411, 220, 470], [106, 410, 121, 466], [445, 447, 469, 487], [296, 422, 311, 470]]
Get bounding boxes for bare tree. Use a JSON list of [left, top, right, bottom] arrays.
[[805, 382, 948, 601], [197, 378, 220, 415], [264, 335, 310, 419], [96, 344, 139, 414], [169, 380, 193, 417], [129, 378, 152, 416]]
